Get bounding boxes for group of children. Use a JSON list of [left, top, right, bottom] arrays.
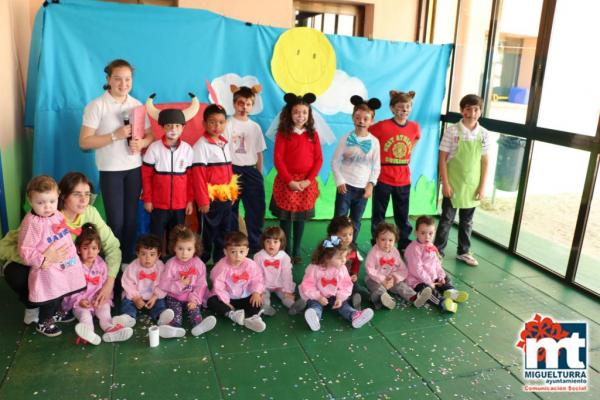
[[17, 87, 488, 342]]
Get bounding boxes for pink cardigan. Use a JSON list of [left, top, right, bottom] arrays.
[[209, 257, 265, 304], [253, 249, 295, 293], [299, 263, 353, 302], [18, 212, 85, 303], [364, 244, 408, 284], [121, 259, 167, 301], [159, 256, 208, 304], [62, 256, 111, 311], [404, 240, 446, 288]]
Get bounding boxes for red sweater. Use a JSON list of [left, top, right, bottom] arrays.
[[273, 131, 323, 184], [369, 119, 420, 186]]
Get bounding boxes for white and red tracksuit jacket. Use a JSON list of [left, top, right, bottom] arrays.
[[142, 138, 194, 210], [191, 134, 237, 208]]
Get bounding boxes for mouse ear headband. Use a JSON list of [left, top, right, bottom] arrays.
[[350, 95, 381, 111], [283, 92, 316, 106]]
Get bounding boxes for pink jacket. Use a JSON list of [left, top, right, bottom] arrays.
[[121, 259, 167, 301], [299, 264, 352, 302], [62, 256, 111, 311], [18, 212, 86, 303], [159, 256, 208, 304], [253, 249, 295, 293], [209, 257, 265, 304], [365, 245, 408, 284], [404, 240, 446, 288]]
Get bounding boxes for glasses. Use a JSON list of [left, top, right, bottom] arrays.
[[71, 192, 92, 199]]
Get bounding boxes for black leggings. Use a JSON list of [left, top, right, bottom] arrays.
[[4, 262, 35, 308], [207, 295, 261, 317]]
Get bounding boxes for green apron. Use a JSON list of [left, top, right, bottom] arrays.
[[447, 124, 482, 209]]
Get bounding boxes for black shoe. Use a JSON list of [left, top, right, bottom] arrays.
[[36, 321, 62, 337], [53, 310, 75, 323]]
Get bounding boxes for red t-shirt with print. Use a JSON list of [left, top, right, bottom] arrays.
[[369, 119, 420, 186]]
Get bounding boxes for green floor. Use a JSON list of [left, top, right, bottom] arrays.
[[1, 220, 599, 399]]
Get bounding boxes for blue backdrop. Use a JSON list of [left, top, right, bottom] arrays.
[[25, 0, 451, 216]]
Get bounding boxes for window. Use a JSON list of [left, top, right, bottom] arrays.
[[294, 1, 364, 37]]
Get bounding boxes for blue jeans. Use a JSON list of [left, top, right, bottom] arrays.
[[120, 297, 167, 321], [371, 182, 412, 251], [306, 297, 357, 322], [434, 197, 476, 256], [334, 185, 368, 242]]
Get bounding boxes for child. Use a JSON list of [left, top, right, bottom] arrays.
[[225, 85, 267, 255], [64, 223, 133, 344], [192, 104, 238, 264], [299, 236, 374, 332], [406, 216, 469, 313], [159, 225, 217, 336], [326, 216, 370, 310], [253, 227, 305, 316], [142, 94, 198, 249], [365, 223, 432, 310], [207, 231, 267, 333], [269, 93, 323, 263], [331, 96, 381, 241], [18, 175, 86, 337], [434, 94, 489, 266], [116, 234, 182, 338], [369, 90, 420, 252]]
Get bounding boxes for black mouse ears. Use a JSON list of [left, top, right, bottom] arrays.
[[284, 92, 317, 106], [350, 95, 382, 110]]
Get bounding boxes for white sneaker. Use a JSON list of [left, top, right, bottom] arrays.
[[227, 309, 245, 325], [75, 322, 101, 345], [191, 316, 217, 336], [380, 292, 396, 310], [351, 308, 374, 328], [24, 308, 39, 325], [158, 325, 186, 338], [304, 308, 321, 331], [414, 286, 433, 308], [456, 252, 479, 266], [157, 309, 175, 326], [112, 314, 136, 328], [243, 315, 266, 333], [102, 325, 133, 343]]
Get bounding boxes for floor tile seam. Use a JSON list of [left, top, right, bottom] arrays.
[[0, 325, 29, 390], [109, 344, 117, 400], [204, 337, 228, 400], [371, 324, 443, 400]]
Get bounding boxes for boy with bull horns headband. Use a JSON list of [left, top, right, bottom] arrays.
[[143, 93, 200, 250]]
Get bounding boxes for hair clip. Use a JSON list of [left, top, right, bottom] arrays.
[[284, 92, 316, 106], [350, 95, 381, 110], [322, 236, 341, 248]]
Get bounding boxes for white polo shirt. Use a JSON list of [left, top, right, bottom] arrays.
[[82, 91, 150, 171], [223, 117, 267, 167], [439, 120, 489, 162]]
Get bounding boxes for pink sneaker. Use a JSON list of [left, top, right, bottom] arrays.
[[351, 308, 374, 328], [102, 323, 133, 343]]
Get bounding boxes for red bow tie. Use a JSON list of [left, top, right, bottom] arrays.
[[231, 271, 249, 283], [138, 271, 157, 281], [424, 244, 438, 253], [85, 274, 100, 285], [321, 277, 337, 287], [179, 267, 197, 278], [264, 259, 280, 269], [52, 220, 82, 236], [379, 257, 395, 266]]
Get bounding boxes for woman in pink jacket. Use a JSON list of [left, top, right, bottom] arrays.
[[404, 216, 469, 313], [299, 236, 374, 332]]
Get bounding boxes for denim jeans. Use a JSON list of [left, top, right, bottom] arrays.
[[306, 297, 357, 322], [434, 197, 476, 256], [334, 185, 368, 242], [371, 182, 412, 250], [121, 297, 167, 321]]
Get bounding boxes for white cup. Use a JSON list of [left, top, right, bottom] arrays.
[[149, 325, 159, 348]]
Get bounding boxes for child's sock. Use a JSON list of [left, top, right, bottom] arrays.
[[443, 289, 469, 303], [191, 315, 217, 336], [227, 309, 245, 325]]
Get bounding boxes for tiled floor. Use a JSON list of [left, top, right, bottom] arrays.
[[0, 220, 598, 399]]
